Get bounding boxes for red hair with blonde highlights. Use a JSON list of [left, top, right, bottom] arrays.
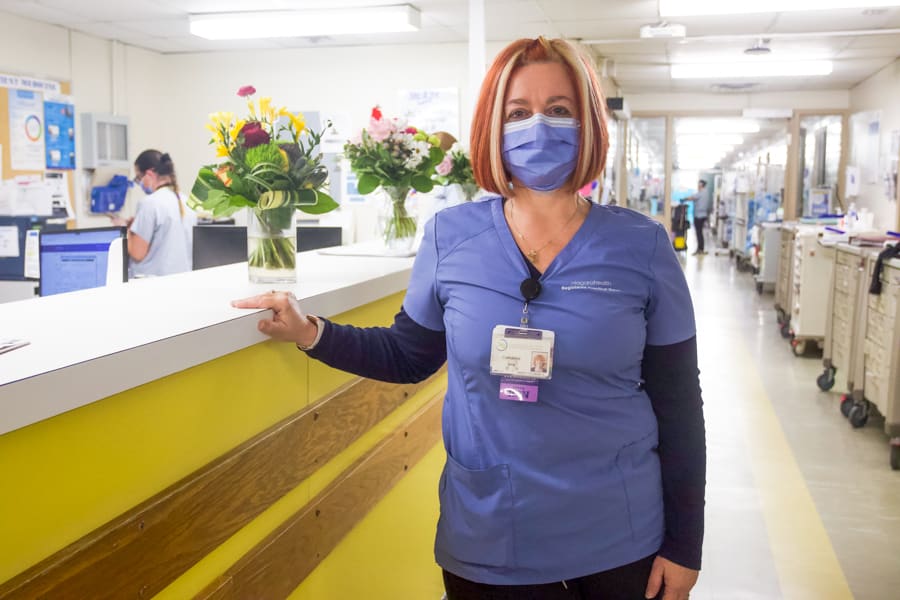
[[470, 37, 609, 196]]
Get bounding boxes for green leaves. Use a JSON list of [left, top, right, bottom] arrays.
[[344, 121, 447, 198], [411, 175, 435, 193], [298, 191, 339, 215], [193, 118, 339, 218], [356, 174, 380, 195]]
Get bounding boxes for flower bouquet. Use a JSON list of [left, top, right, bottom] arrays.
[[189, 85, 337, 282], [343, 107, 444, 250], [434, 143, 479, 202]]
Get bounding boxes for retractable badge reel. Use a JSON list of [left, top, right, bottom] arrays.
[[490, 277, 555, 403]]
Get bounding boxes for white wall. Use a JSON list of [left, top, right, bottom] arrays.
[[163, 43, 476, 199], [849, 58, 900, 231]]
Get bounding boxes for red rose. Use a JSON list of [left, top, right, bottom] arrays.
[[237, 85, 256, 97], [239, 121, 270, 149], [371, 106, 382, 120], [404, 127, 417, 134]]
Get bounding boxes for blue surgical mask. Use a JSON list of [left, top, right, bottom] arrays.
[[140, 183, 153, 195], [502, 114, 580, 192]]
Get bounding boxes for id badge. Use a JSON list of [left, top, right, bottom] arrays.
[[489, 325, 555, 381]]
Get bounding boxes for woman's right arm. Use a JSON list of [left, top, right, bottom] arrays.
[[307, 308, 446, 383], [231, 292, 446, 384]]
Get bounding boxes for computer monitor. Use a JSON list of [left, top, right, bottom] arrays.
[[297, 226, 342, 251], [39, 227, 127, 296], [193, 225, 247, 270]]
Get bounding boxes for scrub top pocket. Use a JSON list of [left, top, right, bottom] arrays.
[[615, 432, 664, 543], [436, 453, 515, 568]]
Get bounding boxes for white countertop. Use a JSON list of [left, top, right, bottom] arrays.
[[0, 249, 415, 436]]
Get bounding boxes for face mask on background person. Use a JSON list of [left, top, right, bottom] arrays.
[[502, 113, 580, 192]]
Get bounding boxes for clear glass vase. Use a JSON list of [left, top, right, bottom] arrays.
[[378, 185, 418, 253], [247, 205, 297, 284]]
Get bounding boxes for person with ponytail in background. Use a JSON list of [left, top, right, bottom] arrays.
[[112, 149, 195, 277]]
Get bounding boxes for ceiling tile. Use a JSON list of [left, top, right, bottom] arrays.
[[771, 7, 900, 33], [535, 0, 659, 21]]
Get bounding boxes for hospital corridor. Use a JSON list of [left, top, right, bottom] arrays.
[[683, 249, 900, 600]]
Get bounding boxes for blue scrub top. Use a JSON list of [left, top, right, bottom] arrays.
[[129, 188, 192, 278], [404, 197, 696, 585]]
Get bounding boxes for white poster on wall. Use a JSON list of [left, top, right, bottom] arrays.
[[850, 110, 881, 185], [398, 88, 460, 139], [8, 89, 45, 171]]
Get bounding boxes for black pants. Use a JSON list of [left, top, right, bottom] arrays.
[[693, 216, 708, 252], [442, 554, 659, 600]]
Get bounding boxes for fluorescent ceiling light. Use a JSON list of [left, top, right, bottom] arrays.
[[671, 60, 833, 79], [660, 0, 900, 16], [189, 5, 420, 40], [677, 119, 760, 134]]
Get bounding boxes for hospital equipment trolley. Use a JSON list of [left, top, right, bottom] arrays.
[[753, 222, 782, 294], [787, 228, 835, 356], [817, 244, 879, 405], [856, 250, 900, 469], [774, 224, 796, 338]]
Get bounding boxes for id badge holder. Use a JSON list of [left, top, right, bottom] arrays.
[[490, 325, 555, 403]]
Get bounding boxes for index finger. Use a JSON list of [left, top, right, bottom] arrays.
[[231, 294, 276, 309]]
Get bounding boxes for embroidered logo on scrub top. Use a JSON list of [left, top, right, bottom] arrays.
[[560, 280, 622, 293]]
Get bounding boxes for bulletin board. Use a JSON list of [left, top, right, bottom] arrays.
[[0, 78, 77, 224], [0, 76, 77, 281]]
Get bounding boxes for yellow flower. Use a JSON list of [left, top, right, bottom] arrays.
[[247, 99, 257, 119], [215, 144, 229, 157], [278, 148, 290, 172], [229, 119, 246, 144], [259, 96, 273, 122], [209, 111, 234, 127], [288, 112, 306, 134]]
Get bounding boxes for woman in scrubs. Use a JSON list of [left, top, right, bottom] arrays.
[[234, 37, 705, 600], [112, 149, 194, 277]]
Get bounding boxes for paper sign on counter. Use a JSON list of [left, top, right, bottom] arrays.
[[0, 226, 19, 257]]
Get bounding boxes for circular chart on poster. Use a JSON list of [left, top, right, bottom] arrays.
[[24, 114, 42, 141]]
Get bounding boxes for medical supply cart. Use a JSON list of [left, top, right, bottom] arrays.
[[753, 222, 782, 294], [774, 224, 796, 337], [787, 228, 835, 356], [857, 251, 900, 469], [817, 244, 877, 400]]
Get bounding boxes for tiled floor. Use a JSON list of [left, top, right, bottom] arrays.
[[685, 248, 900, 600]]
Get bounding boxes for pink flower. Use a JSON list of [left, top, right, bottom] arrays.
[[239, 121, 270, 148], [404, 127, 418, 134], [237, 85, 256, 97], [367, 115, 394, 142], [436, 154, 453, 176]]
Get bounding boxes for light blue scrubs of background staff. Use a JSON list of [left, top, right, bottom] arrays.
[[403, 196, 696, 585]]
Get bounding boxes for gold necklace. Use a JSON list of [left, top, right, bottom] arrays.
[[508, 197, 581, 264]]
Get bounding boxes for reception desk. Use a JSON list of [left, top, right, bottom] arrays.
[[0, 251, 447, 599]]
